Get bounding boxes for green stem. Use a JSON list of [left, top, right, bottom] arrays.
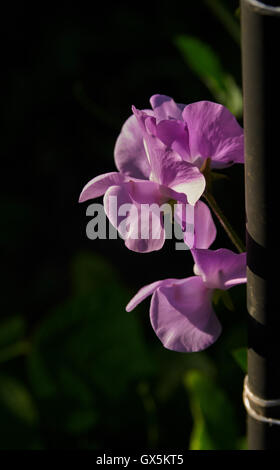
[[203, 191, 246, 253]]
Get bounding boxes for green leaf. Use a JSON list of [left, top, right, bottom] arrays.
[[27, 252, 154, 434], [155, 349, 216, 402], [0, 316, 29, 364], [0, 316, 25, 348], [231, 347, 247, 373], [203, 0, 241, 46], [174, 35, 243, 117], [184, 370, 239, 450], [211, 172, 230, 183], [212, 289, 234, 312], [0, 375, 38, 425], [0, 341, 30, 364], [237, 436, 247, 450], [175, 35, 225, 90]]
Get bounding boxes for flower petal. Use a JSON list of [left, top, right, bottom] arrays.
[[161, 159, 205, 206], [174, 200, 216, 249], [150, 276, 221, 352], [126, 179, 187, 208], [131, 107, 163, 183], [114, 112, 153, 179], [141, 134, 205, 205], [150, 94, 185, 122], [143, 134, 181, 184], [193, 200, 216, 248], [104, 183, 165, 253], [79, 172, 127, 202], [131, 109, 204, 204], [192, 248, 247, 290], [123, 179, 164, 205], [182, 101, 244, 168], [126, 278, 176, 312], [155, 119, 190, 160]]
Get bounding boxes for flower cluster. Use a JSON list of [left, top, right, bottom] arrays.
[[80, 94, 246, 352]]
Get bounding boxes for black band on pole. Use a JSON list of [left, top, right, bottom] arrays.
[[241, 0, 280, 449]]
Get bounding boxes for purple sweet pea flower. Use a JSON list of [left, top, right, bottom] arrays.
[[115, 94, 244, 173], [80, 171, 215, 252], [79, 94, 243, 252], [126, 249, 246, 352], [79, 120, 211, 252]]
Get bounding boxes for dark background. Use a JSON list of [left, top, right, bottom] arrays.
[[1, 0, 247, 450]]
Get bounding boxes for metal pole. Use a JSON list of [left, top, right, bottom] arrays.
[[241, 0, 280, 449]]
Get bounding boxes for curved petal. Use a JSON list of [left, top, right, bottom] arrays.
[[193, 200, 216, 248], [162, 159, 205, 206], [130, 111, 204, 204], [123, 179, 164, 205], [131, 108, 164, 183], [143, 134, 178, 185], [104, 184, 165, 253], [131, 108, 174, 185], [126, 278, 176, 312], [150, 276, 221, 352], [141, 134, 205, 205], [182, 101, 244, 168], [122, 178, 187, 205], [155, 119, 190, 160], [192, 248, 247, 290], [150, 94, 185, 122], [131, 106, 157, 138], [114, 112, 153, 179], [79, 172, 127, 202], [174, 200, 216, 249]]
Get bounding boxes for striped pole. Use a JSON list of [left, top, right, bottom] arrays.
[[241, 0, 280, 449]]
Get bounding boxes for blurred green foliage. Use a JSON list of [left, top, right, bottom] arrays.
[[1, 0, 246, 450], [232, 348, 247, 373], [186, 370, 238, 449], [174, 35, 243, 117], [0, 250, 247, 449]]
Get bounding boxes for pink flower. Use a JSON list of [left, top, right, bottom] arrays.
[[116, 94, 244, 176], [79, 95, 243, 252], [126, 249, 246, 352]]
